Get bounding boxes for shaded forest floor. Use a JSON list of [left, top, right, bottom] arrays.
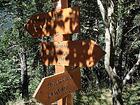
[[75, 81, 140, 105], [6, 81, 140, 105], [123, 82, 140, 105]]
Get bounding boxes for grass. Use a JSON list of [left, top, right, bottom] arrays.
[[123, 82, 140, 105], [6, 98, 42, 105], [6, 82, 140, 105], [74, 81, 140, 105], [74, 89, 112, 105]]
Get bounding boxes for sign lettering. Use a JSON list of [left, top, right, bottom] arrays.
[[33, 68, 80, 105]]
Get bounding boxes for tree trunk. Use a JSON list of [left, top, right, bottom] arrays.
[[97, 0, 140, 105], [16, 1, 29, 100], [19, 48, 29, 100], [112, 82, 123, 105], [97, 0, 124, 105]]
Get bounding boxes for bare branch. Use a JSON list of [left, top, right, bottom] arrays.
[[123, 25, 140, 37], [123, 52, 140, 86]]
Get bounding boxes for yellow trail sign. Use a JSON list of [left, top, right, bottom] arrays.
[[25, 7, 80, 38], [40, 40, 105, 67], [33, 67, 81, 105]]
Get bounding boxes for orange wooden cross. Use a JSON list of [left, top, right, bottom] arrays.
[[25, 0, 106, 105]]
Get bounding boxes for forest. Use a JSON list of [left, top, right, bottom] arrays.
[[0, 0, 140, 105]]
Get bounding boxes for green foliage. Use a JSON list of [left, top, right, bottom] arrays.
[[133, 14, 140, 26], [0, 0, 53, 104], [74, 82, 140, 105], [6, 97, 42, 105], [123, 82, 140, 105], [0, 54, 20, 104], [74, 88, 112, 105]]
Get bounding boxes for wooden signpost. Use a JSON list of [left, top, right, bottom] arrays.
[[40, 40, 105, 67], [33, 68, 80, 105], [51, 1, 75, 105], [25, 0, 105, 105], [52, 0, 68, 9], [25, 7, 80, 38]]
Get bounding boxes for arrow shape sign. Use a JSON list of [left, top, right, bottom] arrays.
[[25, 7, 80, 38], [40, 40, 105, 67], [33, 68, 80, 105]]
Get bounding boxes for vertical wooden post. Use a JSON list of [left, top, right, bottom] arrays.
[[55, 66, 67, 105], [52, 0, 68, 10], [51, 0, 73, 105], [52, 0, 71, 42]]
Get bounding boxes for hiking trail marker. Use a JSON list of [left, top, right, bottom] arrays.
[[33, 68, 80, 105], [25, 7, 80, 38], [40, 40, 105, 67], [25, 0, 105, 105]]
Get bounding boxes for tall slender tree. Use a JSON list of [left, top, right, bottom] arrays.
[[97, 0, 140, 105], [16, 0, 29, 100]]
